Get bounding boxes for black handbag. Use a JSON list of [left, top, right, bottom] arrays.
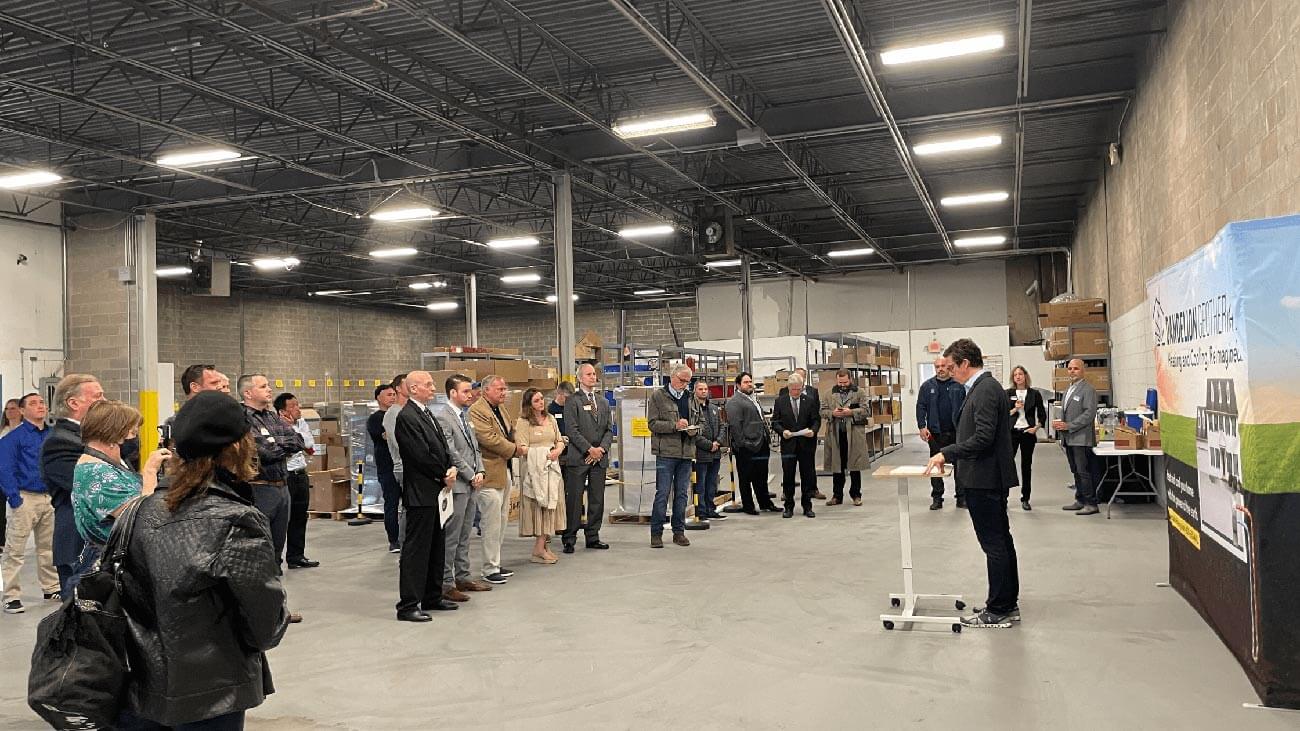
[[27, 496, 145, 730]]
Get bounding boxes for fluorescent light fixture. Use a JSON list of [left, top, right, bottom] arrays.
[[369, 247, 419, 258], [426, 301, 459, 312], [634, 288, 667, 296], [312, 289, 350, 296], [706, 259, 742, 268], [252, 257, 300, 271], [954, 235, 1008, 248], [370, 206, 438, 222], [155, 266, 193, 277], [156, 148, 243, 167], [619, 224, 675, 238], [500, 271, 542, 284], [545, 294, 579, 303], [613, 110, 716, 139], [827, 247, 875, 258], [940, 191, 1010, 207], [881, 33, 1005, 66], [0, 170, 62, 189], [913, 134, 1002, 156], [486, 236, 540, 249], [408, 282, 433, 290]]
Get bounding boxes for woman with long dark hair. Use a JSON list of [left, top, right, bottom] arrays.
[[0, 398, 21, 437], [120, 391, 288, 730], [1006, 366, 1047, 510]]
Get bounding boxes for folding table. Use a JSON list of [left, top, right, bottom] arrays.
[[1092, 442, 1165, 518]]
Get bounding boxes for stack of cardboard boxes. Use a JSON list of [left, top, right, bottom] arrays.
[[1040, 298, 1112, 394], [308, 418, 352, 513]]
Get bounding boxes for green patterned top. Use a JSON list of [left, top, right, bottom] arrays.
[[72, 459, 142, 544]]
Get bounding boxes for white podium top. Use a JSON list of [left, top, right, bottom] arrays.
[[872, 465, 953, 479]]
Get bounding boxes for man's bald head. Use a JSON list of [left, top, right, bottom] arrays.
[[1067, 359, 1086, 380], [406, 370, 435, 404]]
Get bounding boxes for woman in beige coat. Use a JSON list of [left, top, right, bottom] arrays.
[[515, 388, 567, 564]]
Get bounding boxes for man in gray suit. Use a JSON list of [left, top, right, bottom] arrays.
[[435, 374, 492, 600], [562, 362, 612, 553], [1053, 359, 1101, 516]]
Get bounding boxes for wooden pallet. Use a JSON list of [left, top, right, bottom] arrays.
[[308, 510, 380, 521], [608, 513, 653, 524]]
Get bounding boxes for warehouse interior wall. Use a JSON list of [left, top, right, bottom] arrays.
[[0, 203, 64, 404], [1072, 0, 1299, 406]]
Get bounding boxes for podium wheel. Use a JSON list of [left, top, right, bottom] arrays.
[[883, 620, 895, 630], [951, 624, 962, 633], [954, 600, 966, 610], [890, 598, 901, 608]]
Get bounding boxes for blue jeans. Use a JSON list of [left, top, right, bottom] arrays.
[[652, 457, 693, 536], [694, 459, 721, 517]]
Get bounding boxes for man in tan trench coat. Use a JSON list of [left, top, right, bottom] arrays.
[[821, 369, 871, 506]]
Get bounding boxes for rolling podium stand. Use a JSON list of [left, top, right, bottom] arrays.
[[873, 465, 966, 633]]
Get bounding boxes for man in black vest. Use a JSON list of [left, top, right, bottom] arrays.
[[926, 339, 1021, 628], [771, 373, 821, 519]]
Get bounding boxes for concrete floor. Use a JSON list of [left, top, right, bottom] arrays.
[[2, 444, 1295, 730]]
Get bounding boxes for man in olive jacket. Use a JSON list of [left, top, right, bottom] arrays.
[[647, 365, 696, 548], [821, 369, 870, 507]]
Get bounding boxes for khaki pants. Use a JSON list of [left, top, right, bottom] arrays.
[[3, 492, 58, 602], [475, 486, 512, 577]]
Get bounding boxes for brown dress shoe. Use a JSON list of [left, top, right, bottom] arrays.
[[457, 579, 492, 592], [650, 535, 664, 548], [287, 612, 303, 624], [813, 489, 827, 500], [672, 533, 690, 547], [826, 497, 842, 506], [442, 588, 470, 602]]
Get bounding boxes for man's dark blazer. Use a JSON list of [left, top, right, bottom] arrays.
[[942, 372, 1018, 492], [39, 418, 86, 565], [770, 391, 821, 455], [393, 400, 452, 508]]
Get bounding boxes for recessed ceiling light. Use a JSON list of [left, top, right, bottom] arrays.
[[426, 301, 459, 312], [613, 110, 716, 139], [619, 224, 675, 238], [312, 289, 350, 296], [486, 236, 540, 249], [634, 288, 667, 296], [940, 191, 1010, 207], [500, 271, 542, 284], [954, 235, 1008, 248], [156, 148, 244, 167], [881, 33, 1005, 66], [827, 247, 875, 258], [155, 266, 193, 277], [369, 247, 419, 258], [706, 259, 742, 268], [252, 257, 300, 271], [0, 170, 63, 189], [545, 294, 579, 303], [913, 134, 1003, 156], [370, 206, 438, 222]]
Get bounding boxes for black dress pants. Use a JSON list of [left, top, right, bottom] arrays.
[[831, 428, 862, 501], [562, 462, 606, 545], [965, 489, 1020, 614], [379, 469, 402, 545], [285, 470, 311, 562], [1010, 430, 1037, 502], [734, 447, 774, 510], [397, 506, 445, 613], [251, 484, 289, 570], [781, 443, 817, 510]]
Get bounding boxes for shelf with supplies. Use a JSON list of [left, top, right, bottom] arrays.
[[803, 332, 906, 467], [606, 343, 740, 401], [1038, 298, 1113, 405]]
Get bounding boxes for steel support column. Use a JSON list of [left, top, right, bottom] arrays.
[[466, 273, 479, 347], [740, 253, 754, 373], [130, 213, 161, 467], [553, 172, 577, 383]]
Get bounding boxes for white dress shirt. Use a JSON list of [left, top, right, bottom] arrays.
[[286, 417, 315, 472]]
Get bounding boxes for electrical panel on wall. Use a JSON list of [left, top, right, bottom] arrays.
[[191, 256, 230, 297]]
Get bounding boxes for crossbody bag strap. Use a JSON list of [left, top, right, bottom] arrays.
[[101, 496, 146, 570]]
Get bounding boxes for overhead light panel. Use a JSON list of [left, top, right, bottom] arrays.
[[634, 288, 667, 296], [706, 259, 742, 269], [954, 235, 1008, 248], [619, 224, 675, 238], [827, 247, 875, 258], [426, 301, 459, 312], [940, 191, 1010, 207], [613, 110, 716, 139], [156, 148, 244, 167], [252, 257, 301, 271], [500, 271, 541, 284], [312, 289, 350, 296], [369, 247, 419, 258], [370, 206, 438, 222], [0, 170, 63, 189], [881, 33, 1005, 66], [486, 236, 540, 249], [545, 294, 579, 303], [913, 134, 1002, 156], [155, 266, 193, 277]]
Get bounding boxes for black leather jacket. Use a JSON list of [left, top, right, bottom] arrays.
[[121, 478, 289, 726]]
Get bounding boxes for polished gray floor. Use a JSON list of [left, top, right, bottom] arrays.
[[2, 444, 1294, 729]]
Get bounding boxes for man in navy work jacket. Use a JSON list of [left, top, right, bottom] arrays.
[[916, 356, 967, 510]]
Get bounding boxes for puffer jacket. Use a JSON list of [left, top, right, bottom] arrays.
[[120, 477, 288, 726]]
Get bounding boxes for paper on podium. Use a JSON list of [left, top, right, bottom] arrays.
[[438, 488, 455, 528], [872, 465, 953, 479]]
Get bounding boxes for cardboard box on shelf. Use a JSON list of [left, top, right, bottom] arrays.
[[829, 346, 856, 365], [489, 347, 522, 356], [318, 419, 339, 436], [527, 378, 559, 392], [481, 359, 531, 384], [868, 385, 891, 397], [445, 360, 483, 379], [1052, 369, 1112, 393], [1070, 328, 1110, 357], [1043, 327, 1071, 359], [1038, 298, 1107, 327], [1113, 425, 1142, 450], [763, 378, 789, 396], [528, 366, 557, 380], [891, 383, 902, 394]]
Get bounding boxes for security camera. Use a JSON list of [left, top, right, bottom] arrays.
[[16, 253, 28, 265]]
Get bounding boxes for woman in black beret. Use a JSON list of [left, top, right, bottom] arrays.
[[119, 391, 289, 730]]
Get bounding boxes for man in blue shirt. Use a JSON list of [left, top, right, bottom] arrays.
[[916, 358, 967, 510], [0, 392, 58, 614]]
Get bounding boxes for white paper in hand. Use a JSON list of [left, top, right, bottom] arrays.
[[438, 488, 455, 528], [796, 428, 815, 437]]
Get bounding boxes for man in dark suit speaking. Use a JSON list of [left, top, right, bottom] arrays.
[[925, 339, 1021, 629], [771, 373, 821, 519], [393, 370, 460, 622]]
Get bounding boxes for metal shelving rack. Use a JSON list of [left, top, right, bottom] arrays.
[[1044, 323, 1113, 406], [805, 332, 905, 465], [611, 343, 740, 398], [419, 350, 526, 370]]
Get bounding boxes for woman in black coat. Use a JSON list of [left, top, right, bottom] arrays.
[[1006, 366, 1047, 511], [121, 392, 288, 730]]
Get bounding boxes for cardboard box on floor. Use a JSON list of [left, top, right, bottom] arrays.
[[308, 469, 351, 512], [1038, 298, 1107, 327]]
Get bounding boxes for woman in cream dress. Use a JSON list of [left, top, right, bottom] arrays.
[[515, 388, 567, 564]]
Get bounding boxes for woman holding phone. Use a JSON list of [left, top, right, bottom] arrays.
[[1007, 366, 1046, 511]]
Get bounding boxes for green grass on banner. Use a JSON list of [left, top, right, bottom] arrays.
[[1159, 412, 1300, 495]]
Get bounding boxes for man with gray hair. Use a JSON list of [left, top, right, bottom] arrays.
[[39, 374, 104, 595], [771, 372, 821, 519], [647, 364, 696, 547]]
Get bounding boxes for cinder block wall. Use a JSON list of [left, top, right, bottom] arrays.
[[65, 214, 135, 401], [157, 286, 698, 405]]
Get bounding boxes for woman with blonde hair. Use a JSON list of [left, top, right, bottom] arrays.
[[515, 387, 567, 564], [1, 398, 20, 437], [1006, 365, 1047, 510]]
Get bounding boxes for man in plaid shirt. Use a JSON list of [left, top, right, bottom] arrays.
[[239, 374, 304, 576]]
